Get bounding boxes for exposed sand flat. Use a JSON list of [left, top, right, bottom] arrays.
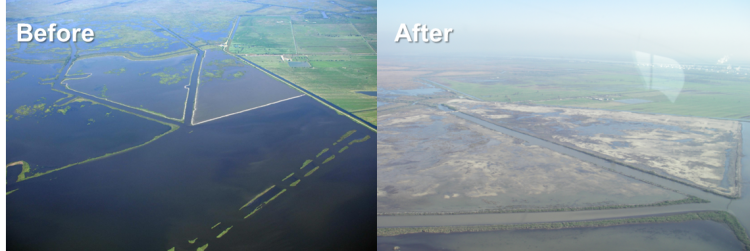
[[447, 100, 742, 197], [378, 106, 684, 214]]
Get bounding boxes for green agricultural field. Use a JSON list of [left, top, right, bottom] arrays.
[[245, 55, 376, 125], [430, 60, 750, 119], [230, 16, 296, 55], [293, 23, 374, 54]]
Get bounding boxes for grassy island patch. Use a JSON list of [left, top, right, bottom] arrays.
[[104, 68, 125, 75], [300, 159, 313, 169], [197, 243, 208, 251], [265, 189, 287, 204], [151, 72, 187, 85], [290, 179, 300, 187], [239, 185, 275, 211], [304, 166, 320, 177], [322, 155, 335, 164], [6, 189, 19, 195], [216, 226, 233, 238], [334, 130, 356, 145], [348, 135, 370, 145], [316, 148, 329, 158], [6, 70, 28, 84], [338, 146, 349, 153]]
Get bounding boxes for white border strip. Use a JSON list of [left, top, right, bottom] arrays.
[[192, 94, 305, 125]]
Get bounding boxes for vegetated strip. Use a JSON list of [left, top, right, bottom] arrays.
[[188, 238, 197, 244], [51, 89, 75, 104], [449, 106, 741, 199], [348, 135, 370, 145], [197, 243, 208, 251], [333, 130, 356, 145], [376, 211, 750, 250], [16, 97, 179, 182], [300, 159, 313, 169], [6, 189, 19, 195], [322, 155, 335, 164], [377, 195, 710, 216], [282, 172, 295, 181], [6, 56, 68, 65], [265, 189, 287, 204], [216, 226, 233, 238], [239, 185, 276, 211], [338, 146, 349, 153], [75, 48, 196, 62], [211, 222, 221, 229], [230, 54, 377, 132], [192, 94, 305, 125], [244, 205, 263, 219], [316, 148, 329, 158], [290, 179, 300, 187], [304, 166, 320, 177], [61, 58, 186, 123]]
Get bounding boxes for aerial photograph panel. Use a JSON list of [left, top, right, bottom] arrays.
[[377, 0, 749, 250], [6, 0, 376, 250]]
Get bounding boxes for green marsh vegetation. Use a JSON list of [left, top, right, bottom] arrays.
[[6, 189, 19, 195], [188, 238, 197, 244], [104, 68, 126, 75], [12, 97, 180, 183], [151, 72, 187, 85], [244, 205, 262, 219], [316, 148, 329, 158], [56, 106, 71, 115], [338, 146, 348, 153], [348, 135, 370, 145], [304, 166, 319, 177], [290, 179, 300, 187], [216, 226, 233, 238], [239, 185, 276, 210], [5, 161, 24, 175], [100, 85, 108, 98], [232, 71, 245, 78], [211, 222, 221, 229], [322, 155, 335, 164], [333, 130, 356, 145], [197, 243, 208, 251], [5, 161, 30, 184], [282, 172, 295, 181], [6, 70, 27, 84], [265, 189, 287, 204], [300, 159, 313, 169]]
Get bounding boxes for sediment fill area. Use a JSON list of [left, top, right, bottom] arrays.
[[379, 105, 748, 240]]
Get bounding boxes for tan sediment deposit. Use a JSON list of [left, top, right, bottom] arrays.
[[377, 105, 684, 214], [447, 99, 742, 197]]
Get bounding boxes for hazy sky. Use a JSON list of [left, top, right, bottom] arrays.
[[378, 0, 750, 64]]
